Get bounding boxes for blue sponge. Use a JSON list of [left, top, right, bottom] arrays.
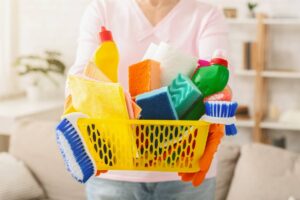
[[136, 87, 178, 120]]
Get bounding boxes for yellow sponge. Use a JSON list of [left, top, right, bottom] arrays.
[[129, 59, 161, 97], [68, 75, 129, 119]]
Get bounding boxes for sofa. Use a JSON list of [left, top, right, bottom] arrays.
[[3, 119, 300, 200]]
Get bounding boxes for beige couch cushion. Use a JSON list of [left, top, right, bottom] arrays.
[[9, 120, 85, 200], [216, 142, 240, 200], [0, 153, 44, 200], [227, 144, 300, 200]]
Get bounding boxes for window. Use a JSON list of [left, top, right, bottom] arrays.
[[0, 0, 18, 97]]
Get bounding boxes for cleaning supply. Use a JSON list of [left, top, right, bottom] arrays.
[[124, 92, 142, 119], [182, 100, 205, 120], [67, 75, 129, 119], [93, 26, 119, 82], [132, 100, 142, 119], [63, 95, 77, 116], [84, 61, 111, 82], [129, 59, 161, 97], [136, 87, 178, 120], [192, 51, 229, 97], [143, 43, 159, 60], [201, 101, 238, 136], [178, 124, 224, 187], [144, 42, 198, 86], [56, 113, 96, 183], [168, 74, 202, 118], [125, 92, 135, 119], [204, 86, 232, 102], [192, 60, 210, 76]]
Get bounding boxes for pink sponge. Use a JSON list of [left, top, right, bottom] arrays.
[[129, 59, 161, 97]]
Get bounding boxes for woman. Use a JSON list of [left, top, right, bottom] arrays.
[[69, 0, 228, 199]]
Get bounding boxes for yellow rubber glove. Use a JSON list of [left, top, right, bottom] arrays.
[[178, 124, 224, 187]]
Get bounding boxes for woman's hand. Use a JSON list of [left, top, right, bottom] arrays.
[[178, 124, 224, 187]]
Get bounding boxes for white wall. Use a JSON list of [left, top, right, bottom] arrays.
[[204, 0, 300, 18], [18, 0, 91, 69]]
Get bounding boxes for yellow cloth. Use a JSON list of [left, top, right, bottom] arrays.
[[68, 75, 129, 119], [84, 61, 111, 82]]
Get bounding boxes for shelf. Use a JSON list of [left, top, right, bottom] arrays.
[[262, 71, 300, 79], [227, 18, 256, 25], [227, 18, 300, 26], [261, 121, 300, 131], [235, 70, 256, 77], [235, 70, 300, 79], [264, 19, 300, 25], [236, 119, 255, 128]]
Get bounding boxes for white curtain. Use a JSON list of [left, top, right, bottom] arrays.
[[0, 0, 18, 97]]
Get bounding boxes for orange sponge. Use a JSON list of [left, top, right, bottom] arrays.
[[129, 59, 161, 97]]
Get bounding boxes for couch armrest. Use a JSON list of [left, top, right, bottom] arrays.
[[216, 142, 240, 200]]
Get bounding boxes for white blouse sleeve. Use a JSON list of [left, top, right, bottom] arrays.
[[68, 0, 105, 75], [197, 7, 229, 61]]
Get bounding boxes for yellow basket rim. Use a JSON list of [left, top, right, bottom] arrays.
[[79, 118, 210, 126]]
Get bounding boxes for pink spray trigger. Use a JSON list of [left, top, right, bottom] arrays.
[[192, 60, 210, 76]]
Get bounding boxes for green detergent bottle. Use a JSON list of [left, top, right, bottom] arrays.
[[192, 57, 229, 97]]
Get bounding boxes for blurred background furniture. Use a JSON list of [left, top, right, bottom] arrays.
[[6, 118, 300, 200], [0, 97, 63, 152]]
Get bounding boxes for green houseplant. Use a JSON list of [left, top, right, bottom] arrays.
[[247, 2, 258, 18], [15, 51, 66, 101]]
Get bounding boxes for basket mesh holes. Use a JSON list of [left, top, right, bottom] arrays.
[[181, 151, 185, 157], [145, 139, 149, 149], [184, 158, 189, 167], [103, 143, 107, 154], [141, 131, 145, 143], [177, 146, 182, 155], [183, 140, 187, 149], [140, 147, 144, 155], [98, 139, 102, 148], [149, 145, 153, 153], [104, 155, 108, 164], [194, 129, 198, 137], [136, 126, 140, 137], [188, 134, 192, 143], [99, 151, 103, 159], [94, 144, 98, 152], [154, 139, 159, 149], [186, 146, 191, 156], [150, 132, 154, 143], [87, 126, 91, 136], [192, 140, 196, 150], [113, 156, 117, 164]]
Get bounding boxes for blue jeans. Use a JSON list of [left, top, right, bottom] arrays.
[[86, 178, 216, 200]]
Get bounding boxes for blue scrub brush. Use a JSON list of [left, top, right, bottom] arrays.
[[56, 113, 96, 183], [201, 101, 238, 136]]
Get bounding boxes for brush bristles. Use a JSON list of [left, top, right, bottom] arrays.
[[203, 101, 238, 136], [205, 101, 238, 118], [56, 118, 95, 183], [225, 124, 238, 136]]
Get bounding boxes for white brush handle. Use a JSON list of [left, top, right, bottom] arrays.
[[201, 115, 236, 125]]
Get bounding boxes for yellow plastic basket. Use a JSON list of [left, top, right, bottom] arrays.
[[77, 119, 210, 173]]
